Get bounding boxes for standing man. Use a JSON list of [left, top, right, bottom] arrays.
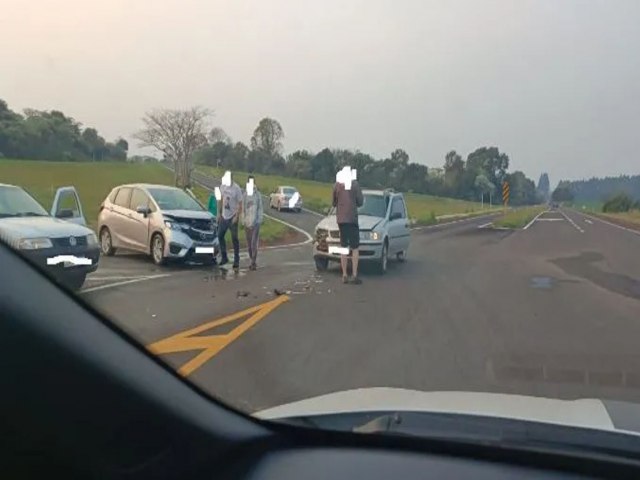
[[217, 173, 243, 269], [333, 173, 364, 284], [242, 175, 264, 271]]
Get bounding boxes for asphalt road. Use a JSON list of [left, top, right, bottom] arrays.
[[82, 205, 640, 413]]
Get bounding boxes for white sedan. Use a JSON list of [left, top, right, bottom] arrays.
[[269, 186, 303, 212]]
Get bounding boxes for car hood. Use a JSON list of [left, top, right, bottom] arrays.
[[161, 209, 213, 220], [316, 215, 384, 231], [255, 387, 640, 434], [0, 217, 93, 245]]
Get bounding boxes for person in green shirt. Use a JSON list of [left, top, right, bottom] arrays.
[[208, 193, 217, 216]]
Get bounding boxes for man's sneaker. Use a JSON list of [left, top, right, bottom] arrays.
[[219, 257, 229, 266], [351, 276, 362, 285], [342, 275, 349, 284], [232, 263, 240, 270], [249, 264, 257, 271]]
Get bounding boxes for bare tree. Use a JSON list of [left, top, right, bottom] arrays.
[[133, 107, 212, 188]]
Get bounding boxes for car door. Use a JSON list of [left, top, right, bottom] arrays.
[[50, 187, 86, 226], [109, 187, 134, 248], [124, 188, 152, 251], [388, 196, 410, 255]]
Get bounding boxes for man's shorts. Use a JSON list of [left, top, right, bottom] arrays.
[[338, 223, 360, 250]]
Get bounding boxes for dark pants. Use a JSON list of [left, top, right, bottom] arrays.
[[245, 224, 261, 266], [218, 217, 239, 265]]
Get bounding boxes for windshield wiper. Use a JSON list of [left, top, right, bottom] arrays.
[[17, 212, 47, 217]]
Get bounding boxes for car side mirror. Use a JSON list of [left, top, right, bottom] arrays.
[[56, 209, 74, 219], [136, 205, 151, 217], [390, 212, 402, 221]]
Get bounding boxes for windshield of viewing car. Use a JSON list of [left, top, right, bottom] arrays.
[[3, 0, 640, 456], [358, 194, 388, 218], [0, 186, 49, 218], [148, 188, 203, 212]]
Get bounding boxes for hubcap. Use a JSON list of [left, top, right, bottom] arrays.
[[101, 230, 110, 252], [153, 237, 163, 262]]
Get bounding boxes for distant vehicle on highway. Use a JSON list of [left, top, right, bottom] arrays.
[[313, 189, 410, 274], [98, 184, 218, 265], [269, 185, 303, 212], [0, 183, 99, 290]]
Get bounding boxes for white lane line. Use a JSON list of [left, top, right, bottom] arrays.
[[584, 219, 593, 224], [523, 210, 549, 230], [536, 218, 564, 222], [81, 274, 171, 294], [86, 275, 160, 281], [573, 211, 640, 237], [478, 222, 493, 228], [559, 210, 585, 233], [412, 213, 499, 231], [192, 177, 314, 245]]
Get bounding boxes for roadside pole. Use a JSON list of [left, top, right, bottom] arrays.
[[502, 181, 510, 212]]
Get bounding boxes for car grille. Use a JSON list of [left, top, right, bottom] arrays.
[[316, 228, 328, 252], [173, 217, 216, 241], [51, 236, 88, 247]]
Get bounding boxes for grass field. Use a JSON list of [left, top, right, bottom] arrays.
[[0, 159, 290, 246], [492, 206, 547, 229], [196, 165, 499, 224], [599, 210, 640, 226]]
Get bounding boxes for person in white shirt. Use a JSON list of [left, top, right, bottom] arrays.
[[217, 173, 243, 269]]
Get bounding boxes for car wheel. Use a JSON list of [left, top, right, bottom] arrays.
[[295, 208, 301, 213], [377, 241, 388, 274], [100, 227, 116, 256], [151, 233, 166, 265], [397, 250, 407, 262], [314, 257, 328, 271], [62, 272, 87, 291]]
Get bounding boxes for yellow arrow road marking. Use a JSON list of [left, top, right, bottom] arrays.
[[148, 295, 290, 376]]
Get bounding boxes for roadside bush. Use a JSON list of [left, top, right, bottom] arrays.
[[602, 193, 634, 213]]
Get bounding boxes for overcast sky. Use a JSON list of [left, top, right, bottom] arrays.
[[2, 0, 640, 183]]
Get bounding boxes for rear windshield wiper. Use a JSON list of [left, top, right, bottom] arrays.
[[17, 212, 47, 217]]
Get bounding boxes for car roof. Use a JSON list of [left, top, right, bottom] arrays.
[[114, 183, 178, 191], [362, 189, 401, 197], [0, 183, 20, 188], [280, 185, 297, 190]]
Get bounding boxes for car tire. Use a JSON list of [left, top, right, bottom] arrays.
[[314, 257, 329, 272], [295, 208, 301, 213], [397, 250, 407, 262], [100, 227, 116, 256], [63, 272, 87, 291], [377, 241, 388, 274], [151, 233, 166, 266]]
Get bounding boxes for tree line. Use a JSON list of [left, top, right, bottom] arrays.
[[194, 118, 542, 206], [554, 175, 640, 204], [0, 99, 128, 162]]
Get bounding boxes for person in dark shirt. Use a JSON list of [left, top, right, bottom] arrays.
[[332, 178, 364, 284]]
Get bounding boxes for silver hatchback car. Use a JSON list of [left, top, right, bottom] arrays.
[[98, 184, 218, 265]]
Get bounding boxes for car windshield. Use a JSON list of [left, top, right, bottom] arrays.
[[4, 0, 640, 457], [0, 186, 49, 218], [147, 188, 203, 212], [358, 194, 388, 218]]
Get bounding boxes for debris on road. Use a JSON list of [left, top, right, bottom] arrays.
[[237, 290, 250, 298]]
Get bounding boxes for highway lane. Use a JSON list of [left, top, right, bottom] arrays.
[[82, 209, 640, 414]]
